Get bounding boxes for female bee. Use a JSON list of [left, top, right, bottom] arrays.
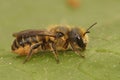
[[11, 22, 97, 63]]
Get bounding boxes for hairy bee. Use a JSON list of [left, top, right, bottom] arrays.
[[11, 22, 97, 63]]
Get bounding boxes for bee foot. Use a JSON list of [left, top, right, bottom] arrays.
[[56, 59, 60, 64], [80, 54, 85, 58]]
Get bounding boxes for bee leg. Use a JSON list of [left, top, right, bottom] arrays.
[[23, 43, 41, 64], [51, 43, 59, 64], [70, 42, 85, 58], [63, 40, 69, 49]]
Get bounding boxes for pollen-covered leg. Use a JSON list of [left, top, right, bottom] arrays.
[[70, 42, 85, 58], [23, 43, 41, 64]]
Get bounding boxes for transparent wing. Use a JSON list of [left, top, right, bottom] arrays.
[[12, 29, 55, 37]]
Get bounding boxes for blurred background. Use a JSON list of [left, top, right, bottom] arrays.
[[0, 0, 120, 80]]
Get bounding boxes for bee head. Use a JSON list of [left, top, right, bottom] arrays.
[[69, 22, 97, 50], [69, 28, 87, 50]]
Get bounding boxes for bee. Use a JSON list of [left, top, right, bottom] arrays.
[[11, 22, 97, 63], [11, 29, 65, 63]]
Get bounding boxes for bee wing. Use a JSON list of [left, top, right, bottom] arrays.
[[12, 29, 55, 37]]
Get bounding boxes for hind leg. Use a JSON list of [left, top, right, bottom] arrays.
[[23, 43, 41, 64]]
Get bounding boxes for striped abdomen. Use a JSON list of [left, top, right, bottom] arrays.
[[11, 35, 50, 55]]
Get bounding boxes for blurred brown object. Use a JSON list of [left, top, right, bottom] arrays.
[[67, 0, 80, 9]]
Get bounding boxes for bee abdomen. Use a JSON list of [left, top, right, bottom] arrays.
[[11, 35, 41, 54], [11, 39, 19, 50]]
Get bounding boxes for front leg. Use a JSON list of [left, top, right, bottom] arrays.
[[63, 39, 69, 49], [51, 42, 59, 64], [23, 43, 41, 64], [70, 41, 85, 58]]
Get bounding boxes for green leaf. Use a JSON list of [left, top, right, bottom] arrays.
[[0, 0, 120, 80]]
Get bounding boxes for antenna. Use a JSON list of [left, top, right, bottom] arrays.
[[83, 22, 97, 36]]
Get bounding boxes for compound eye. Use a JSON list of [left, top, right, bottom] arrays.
[[56, 32, 64, 38]]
